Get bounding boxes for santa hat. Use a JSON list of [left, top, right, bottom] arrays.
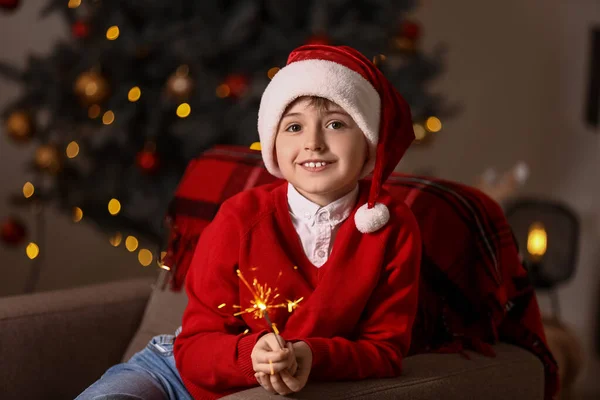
[[258, 44, 415, 233]]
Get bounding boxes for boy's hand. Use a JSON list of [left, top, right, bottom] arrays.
[[254, 343, 298, 395], [280, 341, 312, 392], [251, 333, 294, 376], [256, 341, 312, 394]]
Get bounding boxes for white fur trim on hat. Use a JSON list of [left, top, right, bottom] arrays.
[[354, 202, 389, 233], [258, 59, 381, 178]]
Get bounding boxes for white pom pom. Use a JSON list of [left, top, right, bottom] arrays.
[[354, 202, 390, 233]]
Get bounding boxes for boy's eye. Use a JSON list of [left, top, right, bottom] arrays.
[[285, 124, 302, 132], [327, 121, 344, 130]]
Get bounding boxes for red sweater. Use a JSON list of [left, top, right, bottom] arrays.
[[174, 181, 421, 399]]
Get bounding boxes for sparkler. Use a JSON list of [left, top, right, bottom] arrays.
[[232, 269, 303, 349]]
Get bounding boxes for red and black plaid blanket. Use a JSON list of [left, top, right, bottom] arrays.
[[163, 145, 558, 399]]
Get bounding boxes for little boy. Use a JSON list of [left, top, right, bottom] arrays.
[[174, 44, 421, 399], [76, 44, 420, 400]]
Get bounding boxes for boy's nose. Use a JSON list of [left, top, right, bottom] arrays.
[[304, 127, 325, 152]]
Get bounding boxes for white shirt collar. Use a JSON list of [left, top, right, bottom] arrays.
[[287, 183, 358, 226]]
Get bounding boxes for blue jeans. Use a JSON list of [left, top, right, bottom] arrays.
[[75, 334, 192, 400]]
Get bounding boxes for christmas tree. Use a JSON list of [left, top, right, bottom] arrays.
[[1, 0, 448, 253]]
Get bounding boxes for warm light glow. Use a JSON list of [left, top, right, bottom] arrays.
[[138, 248, 153, 266], [108, 198, 121, 215], [88, 104, 101, 119], [23, 182, 35, 198], [102, 110, 115, 125], [257, 302, 267, 311], [249, 142, 261, 151], [106, 26, 120, 40], [85, 82, 98, 96], [413, 123, 426, 141], [125, 236, 139, 252], [73, 207, 83, 222], [176, 103, 191, 118], [109, 232, 123, 247], [216, 84, 230, 98], [218, 303, 226, 309], [68, 0, 81, 8], [128, 86, 141, 102], [66, 141, 80, 158], [26, 242, 40, 259], [372, 54, 387, 66], [527, 222, 547, 260], [425, 116, 442, 133], [267, 67, 280, 79], [160, 265, 171, 271]]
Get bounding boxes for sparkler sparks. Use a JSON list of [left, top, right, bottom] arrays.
[[232, 269, 303, 319]]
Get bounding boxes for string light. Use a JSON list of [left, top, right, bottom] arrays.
[[372, 54, 387, 67], [23, 182, 35, 198], [26, 242, 40, 259], [73, 207, 83, 222], [66, 141, 80, 158], [108, 198, 121, 215], [425, 116, 442, 133], [125, 236, 139, 252], [109, 232, 123, 247], [249, 142, 261, 151], [267, 67, 280, 79], [106, 26, 120, 41], [102, 110, 115, 125], [216, 84, 230, 98], [68, 0, 82, 8], [138, 248, 153, 266], [413, 123, 426, 141], [85, 82, 98, 96], [176, 103, 191, 118], [88, 105, 101, 119], [527, 222, 547, 262], [128, 86, 141, 102]]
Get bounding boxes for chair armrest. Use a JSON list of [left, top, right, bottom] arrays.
[[222, 343, 544, 400], [0, 277, 154, 400]]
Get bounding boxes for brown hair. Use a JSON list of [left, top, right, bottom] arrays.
[[284, 96, 336, 114]]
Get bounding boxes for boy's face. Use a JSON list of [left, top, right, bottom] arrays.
[[275, 97, 368, 206]]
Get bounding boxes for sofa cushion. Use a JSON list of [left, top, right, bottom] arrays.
[[221, 343, 543, 400], [122, 271, 188, 361]]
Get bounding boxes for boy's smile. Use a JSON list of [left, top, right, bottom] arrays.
[[275, 97, 368, 206]]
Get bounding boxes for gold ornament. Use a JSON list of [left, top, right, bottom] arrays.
[[166, 65, 194, 100], [34, 144, 62, 174], [5, 110, 34, 143], [74, 71, 110, 105]]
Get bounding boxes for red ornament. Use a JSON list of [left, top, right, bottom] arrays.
[[72, 21, 90, 38], [0, 0, 20, 11], [224, 74, 249, 98], [305, 34, 330, 46], [1, 217, 27, 246], [136, 148, 160, 174], [400, 21, 421, 41]]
